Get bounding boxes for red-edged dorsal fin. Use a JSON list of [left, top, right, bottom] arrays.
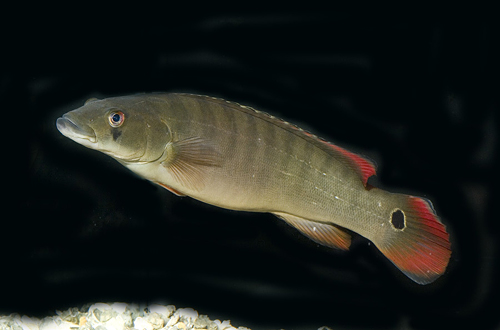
[[175, 93, 376, 186], [325, 142, 376, 186], [296, 129, 376, 186]]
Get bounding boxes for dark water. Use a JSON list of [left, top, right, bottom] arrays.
[[3, 8, 498, 330]]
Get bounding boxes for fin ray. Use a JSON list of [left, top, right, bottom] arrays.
[[273, 212, 351, 250], [153, 181, 186, 196], [162, 137, 221, 191], [375, 196, 451, 284]]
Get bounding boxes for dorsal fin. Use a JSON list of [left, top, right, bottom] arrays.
[[318, 138, 376, 186], [176, 93, 376, 186]]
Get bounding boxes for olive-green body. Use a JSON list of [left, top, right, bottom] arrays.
[[116, 94, 393, 242]]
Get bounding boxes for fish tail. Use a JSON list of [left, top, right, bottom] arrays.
[[374, 195, 451, 284]]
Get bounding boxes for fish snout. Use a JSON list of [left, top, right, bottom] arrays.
[[56, 115, 97, 145]]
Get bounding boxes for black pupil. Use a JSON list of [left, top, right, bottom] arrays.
[[391, 210, 405, 230], [112, 113, 121, 123]]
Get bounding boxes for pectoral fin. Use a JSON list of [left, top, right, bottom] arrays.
[[273, 212, 351, 250], [161, 137, 221, 191]]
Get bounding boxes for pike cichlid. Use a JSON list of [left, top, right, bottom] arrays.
[[57, 93, 451, 284]]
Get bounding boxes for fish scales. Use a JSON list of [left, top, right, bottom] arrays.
[[56, 92, 451, 284], [148, 94, 383, 239]]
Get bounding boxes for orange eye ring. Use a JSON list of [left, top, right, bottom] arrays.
[[109, 111, 125, 127]]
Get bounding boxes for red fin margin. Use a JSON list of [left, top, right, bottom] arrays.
[[327, 143, 376, 186], [299, 131, 376, 186], [376, 196, 451, 284], [185, 94, 376, 186], [154, 181, 186, 196]]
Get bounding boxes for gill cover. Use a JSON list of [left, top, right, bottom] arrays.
[[58, 96, 172, 163]]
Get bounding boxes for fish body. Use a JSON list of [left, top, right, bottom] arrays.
[[57, 93, 451, 284]]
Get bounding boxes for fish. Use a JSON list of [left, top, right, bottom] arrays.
[[56, 93, 451, 284]]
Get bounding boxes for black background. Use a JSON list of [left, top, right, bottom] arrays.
[[2, 6, 498, 330]]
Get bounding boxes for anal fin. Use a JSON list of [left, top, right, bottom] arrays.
[[273, 212, 351, 250], [153, 181, 186, 196]]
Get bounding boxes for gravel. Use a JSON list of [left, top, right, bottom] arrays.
[[0, 303, 250, 330]]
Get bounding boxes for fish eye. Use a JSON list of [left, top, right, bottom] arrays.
[[108, 111, 125, 127]]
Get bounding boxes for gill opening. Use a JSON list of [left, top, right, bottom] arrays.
[[128, 127, 171, 165]]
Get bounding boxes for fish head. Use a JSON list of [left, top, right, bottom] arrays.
[[56, 96, 171, 163]]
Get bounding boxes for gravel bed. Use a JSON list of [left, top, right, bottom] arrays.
[[0, 303, 251, 330]]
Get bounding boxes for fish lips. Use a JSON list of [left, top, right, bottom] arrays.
[[56, 115, 97, 148]]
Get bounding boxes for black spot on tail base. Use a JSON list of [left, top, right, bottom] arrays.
[[391, 209, 405, 230]]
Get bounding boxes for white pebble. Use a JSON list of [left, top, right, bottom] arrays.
[[148, 304, 175, 318], [89, 302, 111, 312], [166, 313, 179, 327], [218, 320, 237, 330], [39, 318, 58, 330], [104, 314, 127, 330], [134, 316, 154, 330], [177, 308, 198, 322], [21, 316, 41, 330], [111, 302, 127, 314]]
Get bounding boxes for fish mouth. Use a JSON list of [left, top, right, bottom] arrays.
[[56, 115, 97, 147]]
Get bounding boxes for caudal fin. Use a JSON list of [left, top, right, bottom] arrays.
[[376, 196, 451, 284]]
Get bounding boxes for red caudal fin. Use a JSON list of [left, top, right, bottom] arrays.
[[375, 196, 451, 284]]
